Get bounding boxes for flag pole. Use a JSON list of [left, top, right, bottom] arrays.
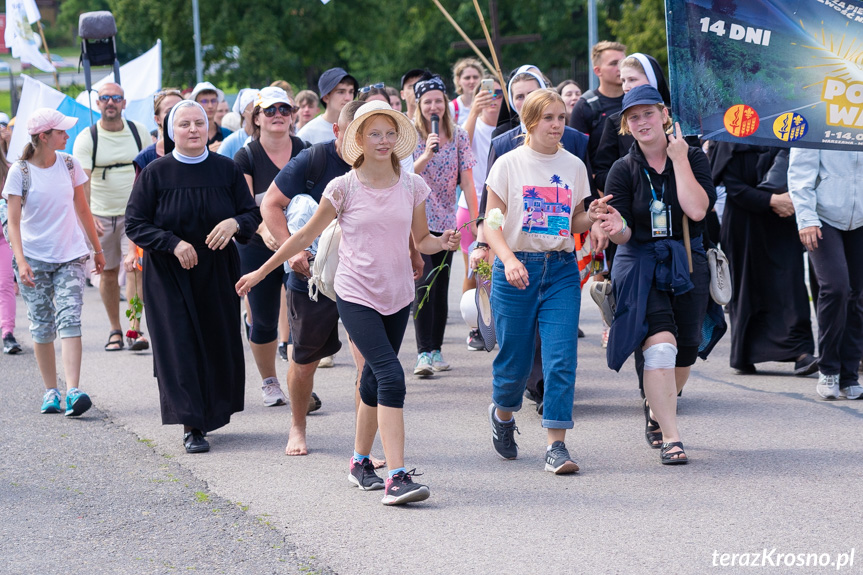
[[470, 0, 510, 113], [431, 0, 495, 74], [35, 21, 60, 89]]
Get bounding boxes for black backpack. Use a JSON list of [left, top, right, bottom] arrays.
[[580, 89, 606, 133], [243, 137, 323, 192]]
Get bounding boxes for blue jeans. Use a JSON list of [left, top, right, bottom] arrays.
[[491, 251, 580, 429]]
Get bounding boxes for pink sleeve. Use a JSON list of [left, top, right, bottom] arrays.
[[410, 173, 431, 207], [322, 173, 349, 212]]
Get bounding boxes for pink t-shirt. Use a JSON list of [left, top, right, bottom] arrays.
[[322, 170, 430, 315]]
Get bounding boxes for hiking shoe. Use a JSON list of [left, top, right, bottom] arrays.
[[793, 354, 819, 376], [64, 388, 92, 417], [277, 342, 289, 362], [816, 373, 840, 399], [3, 334, 22, 355], [318, 355, 335, 368], [41, 389, 61, 414], [307, 392, 322, 414], [381, 469, 430, 505], [348, 457, 384, 491], [488, 403, 519, 460], [839, 385, 863, 400], [430, 350, 451, 372], [414, 353, 434, 377], [545, 441, 579, 474], [467, 329, 485, 351], [261, 379, 287, 407]]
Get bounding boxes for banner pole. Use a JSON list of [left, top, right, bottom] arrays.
[[35, 21, 60, 90], [471, 0, 510, 113], [431, 0, 495, 74]]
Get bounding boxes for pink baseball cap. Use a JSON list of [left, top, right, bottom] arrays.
[[27, 108, 78, 135]]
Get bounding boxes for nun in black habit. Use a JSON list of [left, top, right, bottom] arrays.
[[709, 142, 817, 375], [126, 100, 262, 453]]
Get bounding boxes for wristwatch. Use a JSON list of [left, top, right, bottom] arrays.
[[475, 242, 489, 250]]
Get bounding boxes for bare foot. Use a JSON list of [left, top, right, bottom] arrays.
[[285, 426, 308, 456], [371, 455, 386, 469]]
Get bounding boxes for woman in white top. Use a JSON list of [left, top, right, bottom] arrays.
[[459, 77, 502, 349], [481, 90, 602, 474], [2, 109, 105, 416], [449, 58, 485, 126], [237, 101, 459, 506]]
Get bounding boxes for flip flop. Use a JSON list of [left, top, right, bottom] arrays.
[[105, 330, 124, 351]]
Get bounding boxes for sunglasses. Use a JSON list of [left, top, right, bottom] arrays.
[[359, 82, 385, 94], [0, 123, 7, 129], [262, 104, 293, 117], [98, 94, 124, 103], [492, 89, 504, 97]]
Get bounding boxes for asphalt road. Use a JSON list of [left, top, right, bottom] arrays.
[[2, 256, 861, 574]]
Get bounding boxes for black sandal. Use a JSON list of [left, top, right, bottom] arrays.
[[643, 399, 662, 449], [105, 330, 124, 351], [660, 441, 688, 465]]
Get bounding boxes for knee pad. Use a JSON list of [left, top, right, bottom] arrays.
[[643, 342, 678, 371]]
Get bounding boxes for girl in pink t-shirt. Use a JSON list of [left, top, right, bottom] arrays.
[[237, 101, 459, 506]]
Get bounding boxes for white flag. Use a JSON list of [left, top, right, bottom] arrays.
[[3, 0, 56, 73]]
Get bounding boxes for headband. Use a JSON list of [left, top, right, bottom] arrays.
[[629, 53, 658, 91], [413, 75, 447, 101], [167, 100, 208, 142]]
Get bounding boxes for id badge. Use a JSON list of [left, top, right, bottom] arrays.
[[651, 207, 671, 237], [649, 199, 665, 214]]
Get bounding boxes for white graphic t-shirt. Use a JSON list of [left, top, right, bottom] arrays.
[[485, 144, 590, 253]]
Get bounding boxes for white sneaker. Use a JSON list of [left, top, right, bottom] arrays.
[[816, 373, 840, 399], [261, 379, 287, 407], [430, 350, 451, 372], [318, 355, 335, 368], [601, 326, 610, 349], [839, 384, 863, 400], [414, 352, 434, 376]]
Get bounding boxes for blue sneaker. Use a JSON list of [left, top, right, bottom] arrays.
[[65, 388, 92, 417], [41, 389, 61, 414]]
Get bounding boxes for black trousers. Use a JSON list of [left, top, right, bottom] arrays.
[[412, 242, 453, 353], [808, 223, 863, 386]]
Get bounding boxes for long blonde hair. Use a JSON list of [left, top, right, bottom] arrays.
[[414, 92, 454, 142], [352, 113, 402, 175], [521, 89, 565, 149]]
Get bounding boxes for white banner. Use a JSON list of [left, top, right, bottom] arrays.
[[3, 0, 55, 73]]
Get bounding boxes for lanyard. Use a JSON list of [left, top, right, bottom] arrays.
[[643, 168, 665, 206]]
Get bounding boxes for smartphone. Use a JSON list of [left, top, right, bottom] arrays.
[[480, 78, 494, 93]]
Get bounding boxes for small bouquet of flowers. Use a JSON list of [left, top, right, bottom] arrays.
[[415, 208, 504, 317]]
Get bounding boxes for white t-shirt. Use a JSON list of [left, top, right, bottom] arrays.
[[1, 152, 90, 263], [297, 115, 335, 144], [449, 96, 471, 126], [458, 118, 496, 210], [485, 145, 590, 253]]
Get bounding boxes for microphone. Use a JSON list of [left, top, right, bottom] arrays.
[[430, 113, 439, 152]]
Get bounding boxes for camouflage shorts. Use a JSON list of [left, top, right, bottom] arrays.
[[12, 255, 88, 343]]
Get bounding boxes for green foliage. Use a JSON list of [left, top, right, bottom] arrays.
[[607, 0, 668, 71]]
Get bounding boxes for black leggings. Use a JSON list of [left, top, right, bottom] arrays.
[[337, 297, 411, 409], [412, 240, 453, 353], [237, 240, 285, 344]]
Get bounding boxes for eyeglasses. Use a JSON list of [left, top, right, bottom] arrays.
[[359, 82, 385, 94], [365, 130, 399, 143], [262, 104, 293, 117], [98, 94, 124, 103], [197, 97, 219, 106]]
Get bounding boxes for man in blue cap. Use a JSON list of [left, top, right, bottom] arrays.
[[297, 67, 358, 144]]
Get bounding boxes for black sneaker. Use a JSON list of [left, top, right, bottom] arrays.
[[277, 342, 289, 362], [488, 403, 519, 460], [381, 469, 430, 505], [793, 353, 818, 376], [545, 441, 579, 474], [3, 334, 22, 355], [348, 457, 384, 491], [183, 429, 210, 453], [466, 329, 485, 351]]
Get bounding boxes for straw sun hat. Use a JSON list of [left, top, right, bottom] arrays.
[[341, 100, 417, 165]]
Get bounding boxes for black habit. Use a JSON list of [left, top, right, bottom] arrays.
[[711, 143, 814, 370], [126, 152, 261, 432]]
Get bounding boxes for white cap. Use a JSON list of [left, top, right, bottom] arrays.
[[189, 81, 225, 103]]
